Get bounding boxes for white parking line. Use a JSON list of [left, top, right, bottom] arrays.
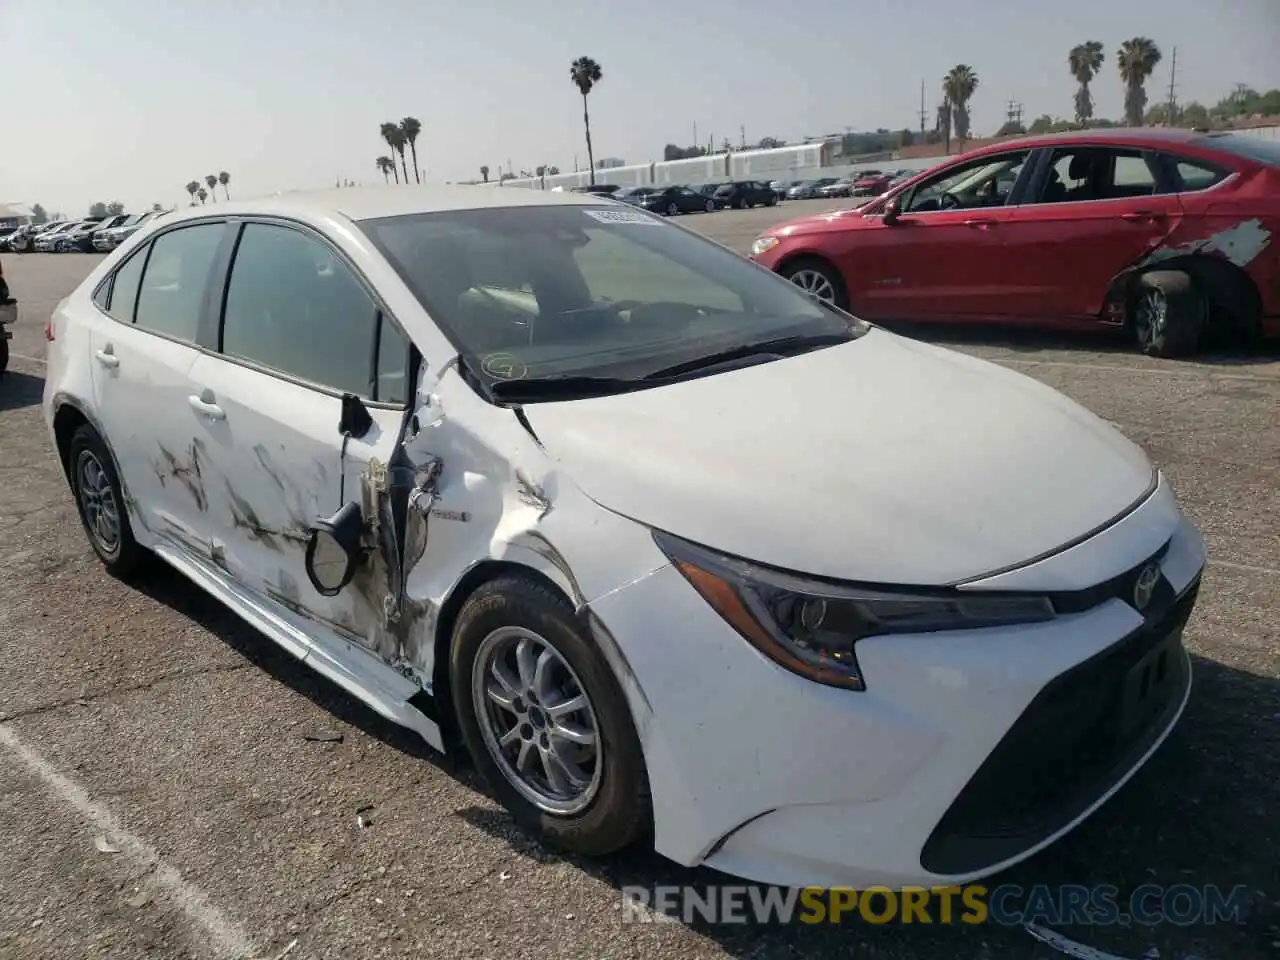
[[0, 723, 261, 959], [10, 352, 46, 365], [997, 356, 1278, 382]]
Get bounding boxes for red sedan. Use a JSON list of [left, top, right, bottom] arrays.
[[750, 128, 1280, 357]]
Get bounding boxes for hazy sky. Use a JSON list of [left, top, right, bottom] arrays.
[[2, 0, 1277, 215]]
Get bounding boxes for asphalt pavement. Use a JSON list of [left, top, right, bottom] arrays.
[[0, 200, 1277, 960]]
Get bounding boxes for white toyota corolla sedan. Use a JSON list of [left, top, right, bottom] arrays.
[[43, 187, 1205, 888]]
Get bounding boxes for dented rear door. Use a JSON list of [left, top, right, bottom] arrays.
[[1002, 146, 1185, 320]]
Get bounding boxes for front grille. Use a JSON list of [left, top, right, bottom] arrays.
[[920, 577, 1199, 876]]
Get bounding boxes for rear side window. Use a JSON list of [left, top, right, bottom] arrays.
[[106, 248, 147, 324], [134, 224, 224, 342], [220, 222, 383, 398], [1169, 158, 1230, 192]]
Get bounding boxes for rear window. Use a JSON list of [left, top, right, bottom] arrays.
[[1195, 133, 1280, 166]]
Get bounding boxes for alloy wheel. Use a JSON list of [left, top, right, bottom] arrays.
[[472, 626, 603, 815], [788, 268, 837, 304], [77, 449, 121, 554]]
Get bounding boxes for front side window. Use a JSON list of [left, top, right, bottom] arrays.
[[360, 204, 861, 399], [903, 151, 1030, 212], [220, 222, 384, 398], [134, 223, 224, 342]]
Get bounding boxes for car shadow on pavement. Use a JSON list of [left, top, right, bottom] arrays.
[[885, 321, 1280, 367], [0, 370, 45, 411], [456, 654, 1279, 960]]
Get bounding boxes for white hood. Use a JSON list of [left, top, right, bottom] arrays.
[[522, 329, 1155, 585]]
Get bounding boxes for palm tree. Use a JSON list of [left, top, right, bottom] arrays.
[[569, 56, 603, 184], [943, 65, 980, 147], [197, 187, 208, 204], [376, 156, 395, 183], [480, 165, 490, 183], [936, 100, 952, 155], [1118, 38, 1162, 126], [400, 117, 422, 184], [185, 180, 200, 206], [1068, 41, 1105, 125], [218, 171, 230, 200], [204, 174, 218, 202], [379, 123, 404, 183]]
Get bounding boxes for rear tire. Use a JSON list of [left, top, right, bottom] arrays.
[[1132, 270, 1204, 358], [704, 199, 715, 213], [450, 574, 651, 857], [780, 257, 851, 311], [67, 424, 145, 578]]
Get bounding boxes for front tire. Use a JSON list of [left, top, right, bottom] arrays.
[[450, 575, 651, 856], [666, 201, 679, 216], [67, 424, 145, 577], [704, 199, 715, 213], [1132, 270, 1204, 358], [780, 256, 850, 311]]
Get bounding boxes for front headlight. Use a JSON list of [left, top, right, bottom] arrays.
[[751, 236, 780, 257], [653, 531, 1055, 691]]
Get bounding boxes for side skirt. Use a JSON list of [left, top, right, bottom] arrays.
[[152, 542, 445, 752]]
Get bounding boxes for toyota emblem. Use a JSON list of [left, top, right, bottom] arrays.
[[1132, 563, 1160, 612]]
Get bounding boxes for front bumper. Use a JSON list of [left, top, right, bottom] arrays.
[[588, 475, 1205, 888]]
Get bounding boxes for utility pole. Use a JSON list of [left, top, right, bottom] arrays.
[[918, 79, 927, 136], [1166, 47, 1178, 124], [693, 121, 698, 149], [1005, 99, 1024, 127], [740, 125, 746, 150]]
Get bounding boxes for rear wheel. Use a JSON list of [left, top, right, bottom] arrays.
[[781, 257, 850, 311], [67, 424, 145, 577], [703, 199, 715, 213], [1132, 270, 1204, 358]]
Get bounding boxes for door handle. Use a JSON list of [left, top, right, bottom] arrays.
[[1121, 210, 1163, 222], [963, 218, 997, 227], [188, 392, 226, 420], [94, 347, 120, 369]]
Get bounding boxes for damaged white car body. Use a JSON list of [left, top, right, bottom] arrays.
[[44, 187, 1206, 888]]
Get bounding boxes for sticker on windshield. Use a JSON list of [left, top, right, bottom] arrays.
[[482, 353, 528, 380], [583, 209, 662, 225]]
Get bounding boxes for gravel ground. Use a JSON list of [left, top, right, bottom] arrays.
[[0, 201, 1277, 960]]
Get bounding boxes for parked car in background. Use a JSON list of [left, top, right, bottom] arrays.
[[61, 215, 129, 252], [712, 180, 778, 209], [9, 221, 62, 253], [45, 186, 1209, 890], [787, 178, 838, 200], [751, 128, 1280, 357], [817, 178, 855, 198], [34, 221, 84, 252], [0, 255, 13, 374], [770, 180, 802, 201], [93, 211, 164, 251], [852, 171, 893, 196], [613, 186, 665, 207], [0, 227, 18, 251], [627, 185, 718, 215]]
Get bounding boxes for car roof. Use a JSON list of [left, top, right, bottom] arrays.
[[965, 126, 1222, 157], [155, 185, 610, 228]]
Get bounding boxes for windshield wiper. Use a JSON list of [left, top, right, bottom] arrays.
[[639, 332, 851, 380], [489, 375, 649, 402]]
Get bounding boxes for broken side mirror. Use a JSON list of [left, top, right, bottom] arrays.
[[882, 196, 902, 225], [339, 392, 373, 439], [304, 500, 365, 596]]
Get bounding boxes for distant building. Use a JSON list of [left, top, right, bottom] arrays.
[[0, 203, 32, 229], [595, 157, 626, 169]]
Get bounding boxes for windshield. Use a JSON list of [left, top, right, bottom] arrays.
[[1196, 133, 1280, 167], [359, 204, 864, 400]]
